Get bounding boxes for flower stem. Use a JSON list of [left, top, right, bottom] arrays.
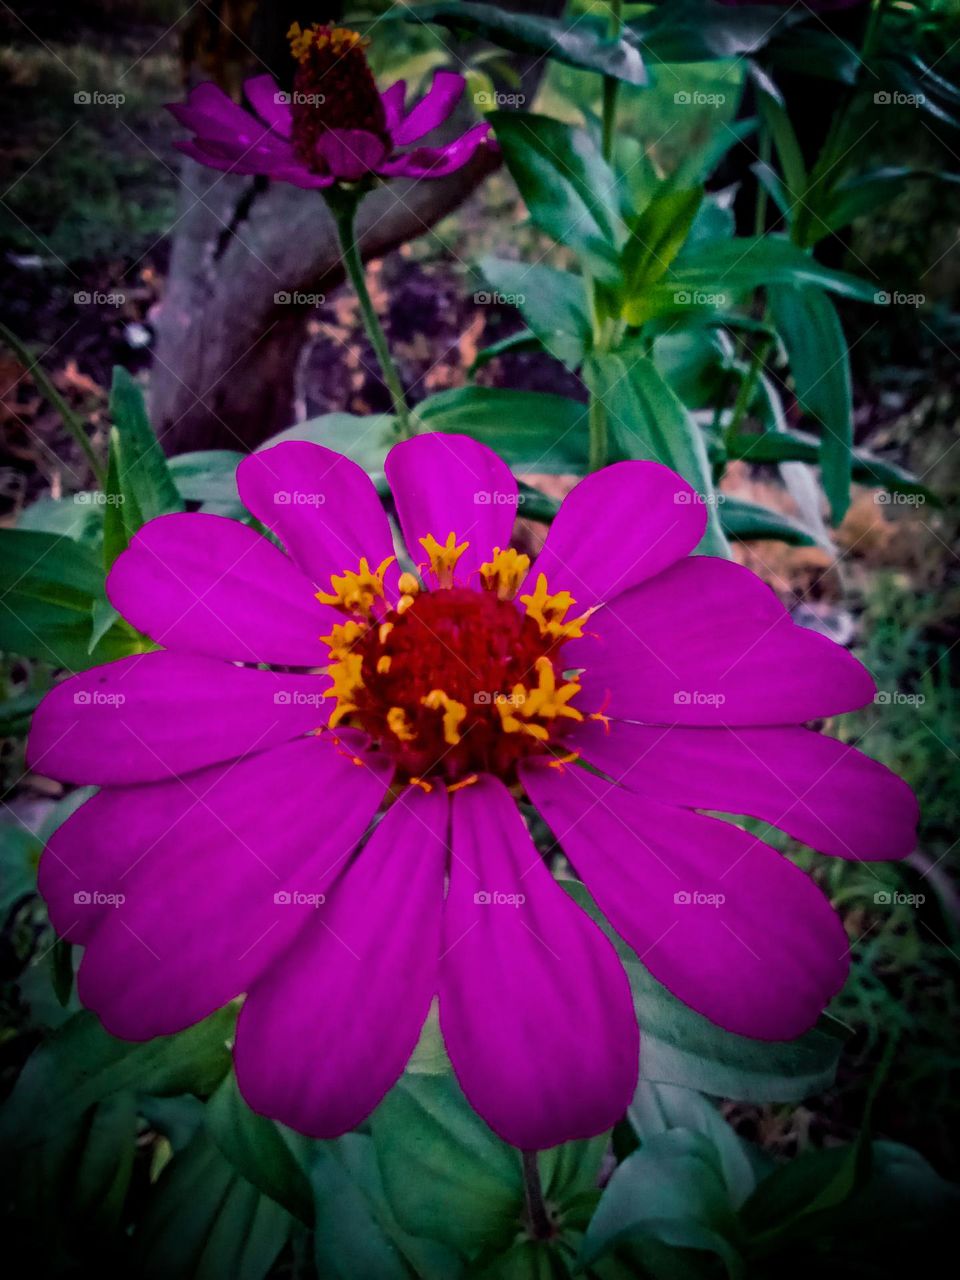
[[600, 0, 624, 162], [328, 189, 412, 437], [521, 1150, 553, 1241]]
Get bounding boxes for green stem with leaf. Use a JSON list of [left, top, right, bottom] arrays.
[[328, 188, 412, 438], [521, 1150, 553, 1241]]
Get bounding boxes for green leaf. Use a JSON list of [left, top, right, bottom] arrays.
[[106, 367, 183, 563], [0, 1006, 235, 1156], [581, 1130, 744, 1276], [0, 822, 40, 919], [670, 235, 877, 303], [206, 1071, 314, 1226], [134, 1127, 291, 1280], [823, 166, 960, 238], [631, 1, 798, 63], [768, 285, 852, 523], [563, 881, 842, 1103], [260, 412, 394, 477], [719, 497, 816, 547], [313, 1134, 463, 1280], [488, 112, 625, 281], [469, 329, 544, 373], [370, 1072, 523, 1258], [630, 1083, 756, 1209], [409, 3, 647, 85], [583, 352, 730, 557], [621, 188, 704, 322], [478, 257, 591, 370], [168, 449, 244, 505], [0, 686, 46, 737], [417, 387, 588, 472], [727, 428, 937, 503], [757, 93, 807, 204]]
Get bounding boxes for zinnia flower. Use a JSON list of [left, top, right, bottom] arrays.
[[29, 435, 917, 1149], [167, 23, 492, 188]]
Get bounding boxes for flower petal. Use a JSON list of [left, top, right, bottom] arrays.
[[71, 738, 392, 1039], [106, 512, 335, 665], [439, 775, 638, 1148], [568, 721, 919, 860], [567, 556, 875, 723], [391, 70, 466, 145], [380, 79, 407, 134], [168, 82, 274, 143], [28, 651, 330, 786], [385, 433, 518, 585], [316, 129, 388, 180], [523, 762, 849, 1041], [380, 122, 492, 178], [235, 785, 446, 1136], [521, 462, 706, 611], [237, 441, 397, 593], [244, 74, 292, 136]]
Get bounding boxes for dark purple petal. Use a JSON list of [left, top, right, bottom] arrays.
[[106, 512, 335, 666], [391, 70, 466, 145], [69, 738, 391, 1039], [28, 651, 330, 786], [315, 129, 388, 180], [523, 762, 849, 1041], [379, 121, 491, 179], [244, 74, 292, 136], [385, 432, 518, 587], [439, 775, 638, 1148], [522, 461, 706, 611], [235, 785, 446, 1135], [567, 556, 875, 724], [237, 441, 397, 596], [569, 720, 919, 860]]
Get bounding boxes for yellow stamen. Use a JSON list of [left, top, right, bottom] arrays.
[[519, 573, 592, 641], [548, 751, 580, 770], [397, 571, 420, 597], [378, 621, 394, 645], [316, 555, 395, 616], [321, 619, 365, 660], [421, 689, 468, 745], [480, 547, 531, 601], [447, 774, 479, 793], [522, 656, 583, 723], [287, 22, 367, 62], [420, 532, 469, 589], [496, 688, 550, 741], [409, 777, 433, 793], [327, 652, 364, 728], [590, 709, 612, 733], [376, 654, 392, 674], [387, 706, 416, 742]]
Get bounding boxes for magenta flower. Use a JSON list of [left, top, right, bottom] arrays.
[[30, 435, 917, 1149], [167, 23, 492, 188]]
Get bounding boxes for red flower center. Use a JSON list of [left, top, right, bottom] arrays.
[[318, 541, 596, 788], [287, 23, 388, 172]]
